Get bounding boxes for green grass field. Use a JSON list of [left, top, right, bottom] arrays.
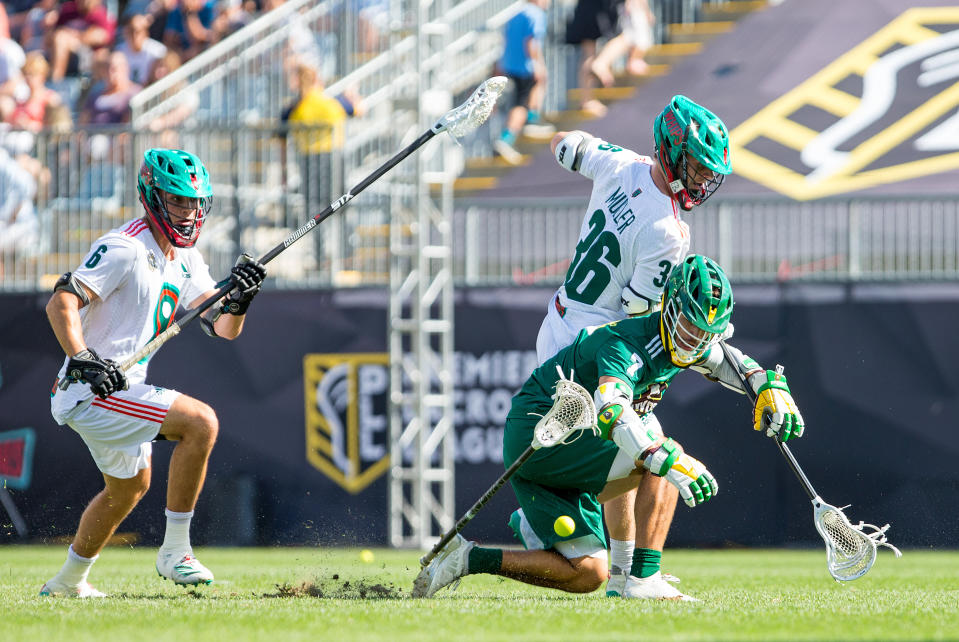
[[2, 546, 957, 641]]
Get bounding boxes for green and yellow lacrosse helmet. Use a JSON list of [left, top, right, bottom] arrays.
[[653, 95, 732, 211], [138, 148, 214, 248], [659, 254, 733, 367]]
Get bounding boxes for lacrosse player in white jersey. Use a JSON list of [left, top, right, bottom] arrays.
[[538, 95, 737, 599], [41, 149, 267, 597]]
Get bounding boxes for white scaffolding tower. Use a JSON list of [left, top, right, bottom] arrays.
[[388, 0, 458, 549]]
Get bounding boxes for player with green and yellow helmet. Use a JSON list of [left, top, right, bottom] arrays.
[[660, 254, 733, 366], [414, 254, 805, 601]]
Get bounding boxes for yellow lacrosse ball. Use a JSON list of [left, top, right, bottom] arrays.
[[553, 515, 576, 537], [359, 549, 375, 563]]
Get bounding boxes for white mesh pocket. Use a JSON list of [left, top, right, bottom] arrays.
[[533, 378, 597, 448]]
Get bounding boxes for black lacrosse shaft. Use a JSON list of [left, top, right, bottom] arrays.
[[420, 444, 535, 567], [130, 128, 439, 361], [718, 341, 817, 500]]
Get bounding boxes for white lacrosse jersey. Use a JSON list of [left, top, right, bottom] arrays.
[[537, 139, 689, 363], [52, 218, 217, 420]]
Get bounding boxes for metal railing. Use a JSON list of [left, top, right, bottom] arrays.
[[454, 196, 959, 285], [131, 0, 520, 128], [3, 124, 958, 292]]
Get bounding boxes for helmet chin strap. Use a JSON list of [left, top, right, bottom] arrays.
[[667, 179, 695, 211], [142, 192, 202, 248], [658, 146, 696, 210]]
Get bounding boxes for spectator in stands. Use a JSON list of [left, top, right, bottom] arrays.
[[122, 0, 178, 44], [44, 99, 73, 133], [492, 0, 554, 166], [3, 0, 35, 43], [163, 0, 217, 61], [0, 4, 27, 102], [0, 144, 38, 266], [589, 0, 654, 87], [79, 50, 141, 125], [3, 51, 61, 132], [45, 0, 116, 82], [564, 0, 621, 117], [212, 0, 253, 41], [281, 62, 363, 211], [355, 0, 388, 54], [281, 62, 363, 151], [117, 14, 167, 86], [17, 0, 57, 54]]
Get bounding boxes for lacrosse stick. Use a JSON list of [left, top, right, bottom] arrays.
[[414, 370, 597, 579], [718, 341, 901, 581], [58, 77, 507, 382]]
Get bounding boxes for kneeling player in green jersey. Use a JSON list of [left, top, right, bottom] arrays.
[[415, 254, 804, 600]]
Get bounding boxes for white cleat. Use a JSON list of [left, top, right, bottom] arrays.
[[411, 534, 474, 598], [623, 571, 699, 601], [39, 580, 107, 598], [156, 551, 214, 586]]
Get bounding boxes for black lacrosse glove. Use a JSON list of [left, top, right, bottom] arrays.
[[221, 254, 267, 316], [63, 348, 129, 399]]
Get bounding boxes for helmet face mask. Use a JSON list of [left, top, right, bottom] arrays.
[[654, 96, 732, 211], [660, 255, 733, 367], [138, 149, 213, 248], [679, 144, 725, 206]]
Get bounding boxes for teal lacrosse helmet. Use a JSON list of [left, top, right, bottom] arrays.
[[138, 148, 213, 248], [653, 95, 732, 211], [659, 254, 733, 367]]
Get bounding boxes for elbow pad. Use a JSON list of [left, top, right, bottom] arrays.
[[554, 131, 592, 172], [599, 402, 664, 467], [691, 342, 763, 394], [621, 284, 659, 317], [54, 272, 91, 307], [200, 308, 221, 338]]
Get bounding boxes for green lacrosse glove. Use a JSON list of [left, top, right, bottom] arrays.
[[750, 368, 804, 442], [643, 441, 718, 507]]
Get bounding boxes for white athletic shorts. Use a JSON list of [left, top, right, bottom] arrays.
[[513, 507, 609, 562], [51, 383, 180, 479]]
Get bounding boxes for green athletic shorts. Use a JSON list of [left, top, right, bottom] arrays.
[[502, 412, 619, 551]]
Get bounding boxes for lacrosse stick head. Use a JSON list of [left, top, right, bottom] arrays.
[[812, 497, 902, 582], [432, 76, 507, 142], [532, 378, 597, 449]]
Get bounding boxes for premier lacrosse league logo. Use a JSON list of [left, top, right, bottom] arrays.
[[731, 7, 959, 199], [303, 354, 390, 494]]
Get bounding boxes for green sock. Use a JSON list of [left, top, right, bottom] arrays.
[[467, 546, 503, 575], [527, 110, 541, 124], [631, 548, 662, 579], [500, 131, 516, 145]]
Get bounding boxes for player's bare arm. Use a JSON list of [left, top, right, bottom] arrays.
[[196, 255, 267, 340], [46, 282, 98, 357], [47, 281, 128, 400]]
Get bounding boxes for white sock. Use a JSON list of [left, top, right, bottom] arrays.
[[160, 509, 194, 553], [609, 538, 634, 576], [52, 545, 98, 587]]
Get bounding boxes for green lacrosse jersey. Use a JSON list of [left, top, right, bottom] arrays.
[[501, 313, 686, 548], [507, 312, 683, 422]]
